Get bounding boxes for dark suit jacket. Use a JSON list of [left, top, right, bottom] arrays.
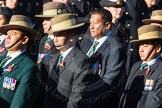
[[0, 53, 40, 108], [80, 35, 127, 108], [43, 46, 94, 108], [119, 58, 162, 108]]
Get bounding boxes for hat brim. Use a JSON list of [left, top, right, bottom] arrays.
[[130, 37, 162, 43], [48, 23, 84, 34], [99, 1, 123, 7], [142, 19, 162, 24], [0, 25, 40, 39], [35, 14, 55, 18]]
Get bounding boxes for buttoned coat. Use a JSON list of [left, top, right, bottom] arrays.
[[0, 53, 40, 108], [43, 46, 95, 108], [119, 58, 162, 108], [80, 35, 127, 108]]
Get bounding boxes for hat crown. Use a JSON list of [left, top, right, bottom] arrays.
[[138, 25, 162, 40], [49, 14, 84, 33], [35, 2, 68, 18], [150, 10, 162, 20], [9, 15, 33, 29], [51, 14, 75, 26], [43, 2, 66, 11]]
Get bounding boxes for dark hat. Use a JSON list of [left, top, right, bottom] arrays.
[[142, 10, 162, 24], [0, 15, 40, 39], [99, 0, 124, 7], [35, 2, 69, 18], [130, 25, 162, 43], [0, 7, 13, 17], [49, 14, 84, 34]]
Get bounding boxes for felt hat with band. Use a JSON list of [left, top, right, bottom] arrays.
[[0, 15, 40, 39], [35, 2, 69, 18], [48, 14, 84, 34], [142, 10, 162, 24], [131, 25, 162, 43]]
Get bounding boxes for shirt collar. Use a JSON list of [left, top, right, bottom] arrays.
[[143, 55, 161, 66], [60, 46, 74, 60]]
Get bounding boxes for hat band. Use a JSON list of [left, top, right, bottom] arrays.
[[51, 19, 76, 31], [43, 9, 67, 16], [9, 21, 33, 28], [139, 31, 162, 40], [151, 16, 162, 20]]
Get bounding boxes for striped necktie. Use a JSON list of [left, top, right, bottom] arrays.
[[140, 63, 148, 70], [0, 56, 12, 68], [57, 54, 63, 67], [87, 41, 99, 57]]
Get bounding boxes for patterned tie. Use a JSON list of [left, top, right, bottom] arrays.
[[140, 63, 148, 70], [0, 56, 12, 68], [57, 54, 63, 67], [87, 41, 99, 57]]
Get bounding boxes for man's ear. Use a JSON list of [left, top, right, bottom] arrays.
[[105, 22, 111, 30], [22, 36, 29, 45], [155, 44, 161, 53]]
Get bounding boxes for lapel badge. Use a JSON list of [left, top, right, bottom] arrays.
[[144, 79, 154, 91], [57, 9, 63, 14]]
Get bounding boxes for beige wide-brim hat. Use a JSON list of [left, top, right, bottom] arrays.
[[35, 2, 68, 18], [130, 25, 162, 43], [48, 14, 85, 34], [142, 10, 162, 24], [0, 15, 40, 39]]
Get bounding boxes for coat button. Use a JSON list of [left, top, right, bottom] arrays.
[[127, 24, 131, 27], [124, 0, 127, 2], [130, 36, 133, 40], [130, 48, 133, 52], [125, 12, 129, 15]]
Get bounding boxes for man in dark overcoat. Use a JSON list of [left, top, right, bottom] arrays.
[[119, 25, 162, 108]]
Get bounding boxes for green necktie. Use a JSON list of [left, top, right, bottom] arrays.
[[57, 54, 63, 67], [0, 56, 12, 68], [140, 63, 148, 70], [87, 41, 99, 57]]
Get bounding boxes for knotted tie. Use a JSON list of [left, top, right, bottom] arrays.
[[0, 56, 12, 68], [87, 41, 99, 57], [140, 63, 148, 70], [57, 54, 63, 67]]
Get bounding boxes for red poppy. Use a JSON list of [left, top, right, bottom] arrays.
[[60, 61, 65, 67], [7, 64, 14, 72], [146, 68, 150, 75], [45, 43, 51, 50]]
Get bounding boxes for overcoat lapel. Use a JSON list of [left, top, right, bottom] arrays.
[[0, 53, 26, 81], [145, 59, 161, 79], [47, 52, 60, 87], [96, 38, 109, 53], [125, 62, 142, 89], [59, 47, 78, 75]]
